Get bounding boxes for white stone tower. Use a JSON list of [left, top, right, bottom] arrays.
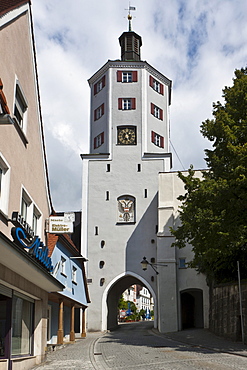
[[81, 15, 173, 331]]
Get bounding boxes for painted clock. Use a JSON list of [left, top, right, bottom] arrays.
[[117, 126, 136, 145]]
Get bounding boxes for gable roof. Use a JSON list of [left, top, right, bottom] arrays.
[[0, 0, 30, 17]]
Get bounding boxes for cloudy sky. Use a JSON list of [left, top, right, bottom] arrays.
[[31, 0, 247, 212]]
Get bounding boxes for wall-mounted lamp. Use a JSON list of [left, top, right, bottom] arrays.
[[140, 256, 167, 275], [0, 114, 14, 125]]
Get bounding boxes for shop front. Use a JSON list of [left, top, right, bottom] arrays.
[[0, 231, 63, 370]]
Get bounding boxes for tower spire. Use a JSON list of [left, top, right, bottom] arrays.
[[119, 4, 141, 61]]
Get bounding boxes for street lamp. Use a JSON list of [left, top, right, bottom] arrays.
[[140, 257, 167, 275]]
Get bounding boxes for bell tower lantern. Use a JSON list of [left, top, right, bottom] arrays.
[[119, 14, 142, 61]]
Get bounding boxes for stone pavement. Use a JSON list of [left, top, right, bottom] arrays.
[[32, 325, 247, 369], [153, 327, 247, 358]]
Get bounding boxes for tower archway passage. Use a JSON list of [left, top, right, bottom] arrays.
[[102, 272, 157, 331]]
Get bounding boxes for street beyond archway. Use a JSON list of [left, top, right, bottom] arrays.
[[34, 321, 247, 369]]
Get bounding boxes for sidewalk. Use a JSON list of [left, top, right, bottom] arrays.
[[152, 327, 247, 357]]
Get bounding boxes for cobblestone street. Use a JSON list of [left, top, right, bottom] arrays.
[[33, 321, 247, 369]]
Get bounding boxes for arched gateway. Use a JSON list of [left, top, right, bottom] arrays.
[[81, 16, 209, 334], [102, 272, 157, 331]]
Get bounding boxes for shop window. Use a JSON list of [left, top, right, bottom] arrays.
[[0, 153, 10, 216], [11, 293, 34, 356]]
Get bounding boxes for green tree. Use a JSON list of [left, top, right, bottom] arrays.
[[171, 68, 247, 284], [118, 295, 128, 310]]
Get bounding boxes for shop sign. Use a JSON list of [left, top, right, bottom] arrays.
[[48, 216, 74, 234], [11, 212, 53, 272]]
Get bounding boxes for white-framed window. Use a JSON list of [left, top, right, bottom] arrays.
[[21, 189, 32, 222], [94, 103, 104, 121], [151, 103, 163, 120], [94, 75, 106, 95], [20, 187, 42, 236], [151, 131, 164, 148], [61, 256, 67, 276], [94, 132, 104, 149], [72, 266, 77, 283], [149, 75, 164, 95], [118, 98, 136, 110], [117, 70, 138, 83], [0, 153, 10, 216], [32, 205, 41, 235], [14, 81, 28, 130]]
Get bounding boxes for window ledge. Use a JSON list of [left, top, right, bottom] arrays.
[[13, 117, 28, 146]]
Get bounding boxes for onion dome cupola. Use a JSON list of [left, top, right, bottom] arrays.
[[119, 14, 142, 61]]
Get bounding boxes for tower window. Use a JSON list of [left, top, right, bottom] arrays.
[[95, 226, 98, 235], [106, 164, 111, 172], [137, 164, 141, 172], [118, 98, 136, 110], [94, 132, 104, 149], [149, 76, 164, 95], [144, 189, 148, 198], [94, 103, 104, 121], [151, 103, 163, 120], [151, 131, 164, 148], [179, 258, 187, 269], [117, 70, 138, 83], [106, 191, 109, 201], [94, 75, 106, 95]]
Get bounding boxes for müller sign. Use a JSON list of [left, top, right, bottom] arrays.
[[11, 212, 53, 272]]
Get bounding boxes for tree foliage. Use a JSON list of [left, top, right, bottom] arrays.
[[171, 68, 247, 284]]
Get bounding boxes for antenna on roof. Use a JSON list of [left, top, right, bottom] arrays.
[[125, 2, 136, 31]]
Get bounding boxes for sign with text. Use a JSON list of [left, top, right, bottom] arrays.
[[49, 216, 73, 234]]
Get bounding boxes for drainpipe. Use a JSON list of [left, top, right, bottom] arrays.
[[237, 261, 244, 344]]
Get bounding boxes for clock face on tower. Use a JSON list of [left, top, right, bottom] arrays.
[[117, 126, 136, 145]]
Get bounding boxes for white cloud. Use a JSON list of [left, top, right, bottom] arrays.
[[32, 0, 247, 211]]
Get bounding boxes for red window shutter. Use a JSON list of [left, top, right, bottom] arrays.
[[102, 75, 106, 88], [149, 75, 153, 87], [132, 71, 138, 82], [151, 131, 155, 143], [118, 98, 122, 110], [117, 71, 122, 82], [94, 83, 97, 95], [101, 103, 104, 115], [101, 131, 104, 144], [160, 108, 163, 121], [94, 109, 97, 121], [160, 83, 164, 95], [94, 137, 97, 149], [151, 103, 155, 115], [160, 136, 164, 148], [131, 98, 136, 109]]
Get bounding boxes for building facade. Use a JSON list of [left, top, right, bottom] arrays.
[[81, 19, 209, 334], [0, 1, 64, 369]]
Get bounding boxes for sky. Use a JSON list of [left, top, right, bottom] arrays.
[[31, 0, 247, 212]]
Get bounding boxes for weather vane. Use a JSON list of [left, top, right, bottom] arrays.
[[125, 2, 136, 31]]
